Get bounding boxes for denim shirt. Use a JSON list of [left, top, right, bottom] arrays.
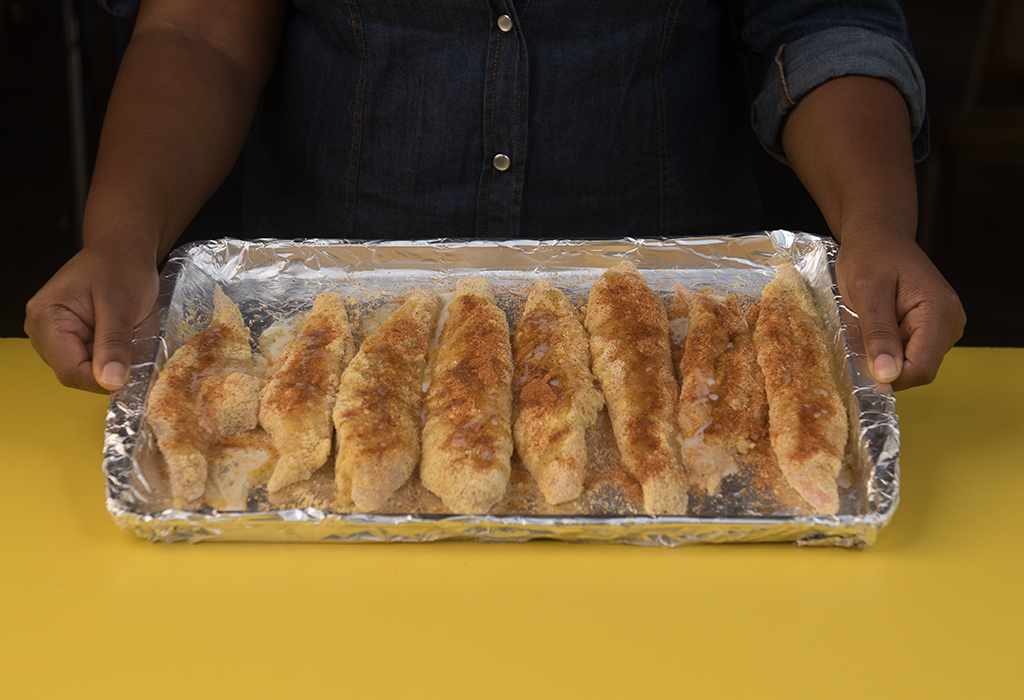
[[102, 0, 927, 241]]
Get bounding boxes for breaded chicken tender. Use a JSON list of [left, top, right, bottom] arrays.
[[333, 289, 442, 511], [262, 292, 357, 493], [420, 277, 514, 514], [674, 287, 768, 495], [512, 281, 604, 505], [584, 262, 688, 515], [147, 285, 262, 506], [754, 263, 848, 514]]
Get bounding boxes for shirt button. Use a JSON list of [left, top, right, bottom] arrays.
[[497, 14, 513, 32], [492, 153, 511, 171]]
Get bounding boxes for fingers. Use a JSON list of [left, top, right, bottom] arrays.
[[25, 296, 107, 393], [842, 272, 905, 386], [90, 287, 142, 391], [891, 293, 966, 391], [24, 247, 160, 394], [837, 238, 966, 391]]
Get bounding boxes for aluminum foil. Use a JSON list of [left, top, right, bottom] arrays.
[[102, 232, 899, 546]]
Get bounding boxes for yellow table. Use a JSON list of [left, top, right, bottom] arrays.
[[1, 339, 1021, 699]]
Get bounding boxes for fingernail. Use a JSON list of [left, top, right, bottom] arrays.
[[100, 362, 127, 389], [872, 354, 900, 383]]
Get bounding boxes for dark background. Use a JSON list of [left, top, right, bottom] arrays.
[[2, 0, 1022, 344]]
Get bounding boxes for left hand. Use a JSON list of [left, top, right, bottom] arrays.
[[778, 75, 966, 389], [835, 234, 965, 390]]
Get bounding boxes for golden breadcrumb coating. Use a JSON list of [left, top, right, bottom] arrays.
[[147, 285, 262, 506], [512, 281, 604, 505], [674, 287, 768, 495], [754, 263, 848, 514], [420, 277, 514, 514], [584, 262, 688, 515], [333, 289, 442, 511], [261, 292, 356, 493]]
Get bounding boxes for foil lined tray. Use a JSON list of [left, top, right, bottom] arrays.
[[102, 232, 900, 546]]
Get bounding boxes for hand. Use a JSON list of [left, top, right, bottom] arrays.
[[24, 244, 160, 393], [835, 235, 966, 391]]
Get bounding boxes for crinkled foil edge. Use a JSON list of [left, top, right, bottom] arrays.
[[102, 232, 899, 547]]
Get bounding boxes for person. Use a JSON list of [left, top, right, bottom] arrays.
[[25, 0, 965, 393]]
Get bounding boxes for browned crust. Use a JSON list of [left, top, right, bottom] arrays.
[[754, 264, 848, 514], [675, 287, 769, 495], [512, 281, 604, 505], [333, 289, 443, 511], [584, 262, 688, 515], [420, 277, 514, 514], [261, 292, 356, 493], [147, 285, 262, 505]]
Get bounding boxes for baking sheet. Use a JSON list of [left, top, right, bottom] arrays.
[[102, 232, 900, 546]]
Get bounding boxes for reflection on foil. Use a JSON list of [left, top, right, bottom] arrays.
[[102, 233, 899, 547]]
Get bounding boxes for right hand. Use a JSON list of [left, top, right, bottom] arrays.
[[25, 244, 160, 393]]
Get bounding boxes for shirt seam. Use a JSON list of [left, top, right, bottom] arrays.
[[774, 44, 797, 111], [655, 0, 684, 237], [508, 35, 524, 239], [343, 0, 365, 237], [483, 30, 502, 238]]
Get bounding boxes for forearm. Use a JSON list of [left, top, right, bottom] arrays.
[[780, 75, 965, 388], [83, 0, 285, 264], [780, 75, 918, 247]]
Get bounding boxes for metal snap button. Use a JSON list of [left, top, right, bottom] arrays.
[[492, 153, 511, 171], [497, 14, 513, 32]]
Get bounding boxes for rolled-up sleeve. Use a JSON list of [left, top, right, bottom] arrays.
[[731, 1, 929, 164], [97, 0, 140, 18]]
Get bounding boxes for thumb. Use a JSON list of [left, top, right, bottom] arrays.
[[847, 277, 904, 385], [90, 289, 141, 391]]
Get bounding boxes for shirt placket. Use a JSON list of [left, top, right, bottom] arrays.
[[475, 1, 528, 239]]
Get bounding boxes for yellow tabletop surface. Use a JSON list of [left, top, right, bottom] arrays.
[[1, 338, 1021, 699]]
